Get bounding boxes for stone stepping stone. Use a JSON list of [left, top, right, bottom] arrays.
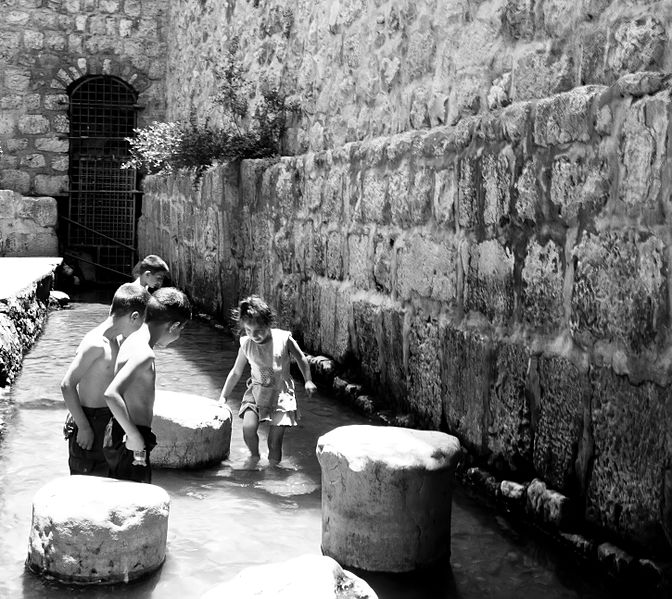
[[152, 390, 232, 469], [26, 475, 169, 584], [200, 554, 377, 598], [316, 424, 461, 572]]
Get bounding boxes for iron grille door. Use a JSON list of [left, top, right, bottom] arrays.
[[67, 75, 140, 282]]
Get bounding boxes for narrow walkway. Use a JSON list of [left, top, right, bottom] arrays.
[[0, 257, 62, 299]]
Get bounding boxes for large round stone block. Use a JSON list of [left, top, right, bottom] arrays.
[[26, 476, 169, 584], [152, 390, 232, 469], [316, 425, 461, 572], [200, 554, 378, 599]]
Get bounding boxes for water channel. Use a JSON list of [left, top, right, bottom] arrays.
[[0, 295, 617, 598]]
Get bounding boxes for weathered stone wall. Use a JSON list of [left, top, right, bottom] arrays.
[[0, 271, 52, 388], [139, 74, 672, 555], [0, 0, 168, 196], [0, 190, 58, 256], [166, 0, 672, 154]]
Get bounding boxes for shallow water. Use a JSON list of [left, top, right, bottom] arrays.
[[0, 299, 615, 598]]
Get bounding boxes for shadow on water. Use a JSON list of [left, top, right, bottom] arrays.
[[352, 561, 461, 599], [0, 299, 623, 599]]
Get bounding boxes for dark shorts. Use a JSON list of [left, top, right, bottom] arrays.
[[66, 406, 112, 477], [103, 418, 157, 484]]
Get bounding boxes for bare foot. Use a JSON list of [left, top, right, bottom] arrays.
[[242, 455, 262, 470]]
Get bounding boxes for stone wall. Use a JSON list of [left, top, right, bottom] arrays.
[[0, 270, 53, 388], [0, 0, 168, 196], [139, 73, 672, 555], [166, 0, 672, 154], [0, 189, 58, 256]]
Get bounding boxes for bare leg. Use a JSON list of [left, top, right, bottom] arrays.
[[267, 426, 286, 464], [242, 409, 260, 458]]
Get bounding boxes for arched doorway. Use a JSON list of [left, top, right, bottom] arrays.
[[65, 75, 140, 282]]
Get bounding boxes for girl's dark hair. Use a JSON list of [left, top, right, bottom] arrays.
[[132, 254, 169, 277], [146, 287, 192, 323], [232, 295, 274, 328]]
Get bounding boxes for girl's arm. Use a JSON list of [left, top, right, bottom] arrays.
[[287, 336, 316, 397], [218, 347, 248, 403]]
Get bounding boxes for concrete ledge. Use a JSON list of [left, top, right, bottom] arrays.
[[0, 257, 62, 301], [0, 257, 61, 437]]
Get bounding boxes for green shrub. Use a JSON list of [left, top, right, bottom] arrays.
[[125, 35, 299, 184]]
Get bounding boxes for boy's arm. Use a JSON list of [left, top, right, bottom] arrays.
[[287, 336, 316, 397], [218, 348, 248, 403], [60, 341, 103, 449], [103, 352, 152, 452]]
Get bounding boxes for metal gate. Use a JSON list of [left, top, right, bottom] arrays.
[[66, 75, 140, 282]]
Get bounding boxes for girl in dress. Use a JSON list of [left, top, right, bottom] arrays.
[[218, 295, 316, 464]]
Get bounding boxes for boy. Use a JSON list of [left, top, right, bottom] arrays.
[[132, 254, 169, 291], [61, 283, 150, 476], [103, 287, 192, 483]]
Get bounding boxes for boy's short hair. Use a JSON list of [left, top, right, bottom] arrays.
[[233, 295, 274, 328], [146, 287, 192, 324], [132, 254, 169, 277], [110, 283, 151, 317]]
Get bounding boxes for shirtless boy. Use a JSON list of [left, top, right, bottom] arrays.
[[61, 283, 150, 476], [103, 287, 191, 483]]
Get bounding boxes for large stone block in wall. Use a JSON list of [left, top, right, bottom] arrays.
[[607, 16, 667, 80], [571, 230, 665, 356], [432, 163, 457, 227], [457, 155, 480, 230], [510, 43, 574, 101], [325, 228, 344, 280], [521, 239, 564, 331], [321, 164, 347, 221], [482, 150, 512, 227], [534, 355, 589, 494], [372, 233, 394, 293], [441, 327, 493, 454], [406, 311, 443, 429], [352, 299, 381, 387], [586, 367, 670, 551], [298, 278, 321, 353], [356, 170, 389, 224], [619, 91, 671, 218], [275, 274, 300, 330], [533, 86, 605, 147], [316, 281, 352, 362], [463, 239, 515, 324], [388, 165, 432, 227], [347, 229, 372, 289], [396, 233, 457, 303], [0, 192, 58, 257], [487, 342, 532, 473], [0, 170, 30, 193], [550, 152, 609, 225], [380, 304, 407, 405]]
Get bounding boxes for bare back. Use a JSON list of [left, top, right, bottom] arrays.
[[113, 328, 156, 427], [74, 325, 119, 408]]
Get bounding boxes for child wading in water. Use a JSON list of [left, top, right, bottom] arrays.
[[61, 283, 150, 476], [103, 287, 192, 483], [219, 295, 316, 465], [132, 254, 169, 291]]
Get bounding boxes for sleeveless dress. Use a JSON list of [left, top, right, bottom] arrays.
[[238, 329, 298, 427]]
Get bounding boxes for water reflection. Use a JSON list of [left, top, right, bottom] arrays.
[[0, 300, 615, 598]]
